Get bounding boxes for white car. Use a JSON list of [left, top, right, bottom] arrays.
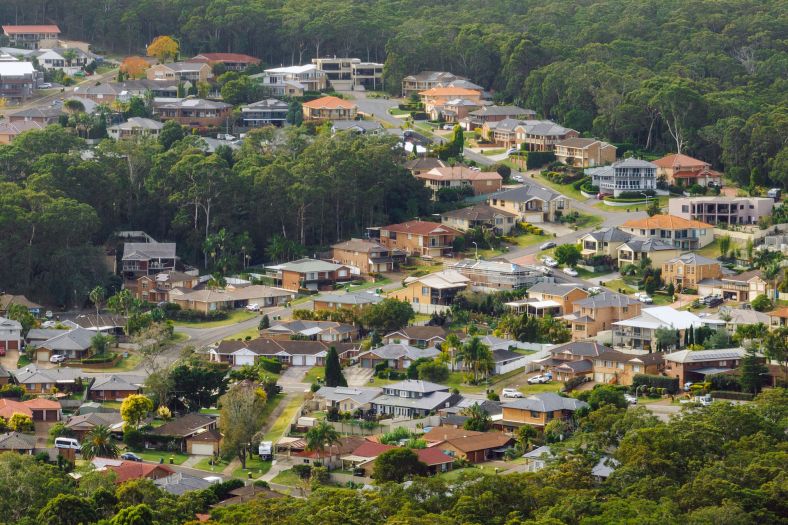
[[633, 292, 653, 304], [528, 374, 551, 384], [624, 394, 638, 405], [245, 303, 260, 312], [541, 256, 558, 268], [540, 241, 557, 250], [563, 267, 578, 277], [588, 286, 603, 294], [506, 147, 520, 155], [513, 175, 524, 183], [50, 354, 67, 364], [501, 388, 524, 398], [38, 82, 53, 89]]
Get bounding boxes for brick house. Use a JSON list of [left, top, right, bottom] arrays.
[[418, 87, 482, 114], [0, 317, 22, 355], [440, 203, 519, 236], [661, 253, 722, 290], [505, 283, 589, 318], [653, 153, 722, 187], [698, 270, 771, 302], [554, 138, 617, 168], [357, 343, 440, 370], [616, 237, 680, 269], [7, 106, 62, 125], [423, 427, 513, 463], [416, 166, 502, 200], [592, 350, 664, 385], [401, 71, 466, 97], [0, 120, 43, 144], [388, 269, 469, 313], [488, 183, 571, 223], [268, 258, 352, 292], [146, 62, 213, 83], [135, 270, 199, 303], [312, 292, 383, 312], [302, 96, 358, 121], [88, 374, 145, 401], [578, 227, 633, 259], [191, 53, 261, 71], [330, 238, 406, 276], [663, 347, 750, 386], [122, 242, 177, 294], [377, 220, 462, 257], [156, 98, 232, 129], [499, 393, 588, 431], [620, 214, 714, 251], [562, 291, 642, 341], [463, 105, 535, 131]]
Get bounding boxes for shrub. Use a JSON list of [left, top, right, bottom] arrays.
[[49, 422, 74, 440], [292, 464, 312, 479], [259, 357, 283, 374], [0, 384, 25, 398], [208, 478, 244, 499], [633, 374, 679, 394], [618, 190, 656, 199], [526, 151, 555, 169], [751, 294, 773, 312], [563, 376, 587, 392], [123, 427, 144, 450], [81, 353, 118, 364], [710, 390, 755, 401], [708, 374, 741, 391]]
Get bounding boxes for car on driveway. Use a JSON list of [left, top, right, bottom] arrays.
[[50, 354, 67, 364], [633, 292, 653, 304], [540, 241, 556, 250], [245, 303, 260, 311], [512, 175, 524, 183], [563, 267, 578, 277], [502, 388, 524, 398], [506, 147, 520, 155], [528, 374, 551, 384], [624, 394, 638, 405], [541, 256, 558, 268], [702, 295, 723, 307], [121, 452, 143, 462]]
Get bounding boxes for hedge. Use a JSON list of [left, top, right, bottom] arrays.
[[633, 374, 679, 394], [81, 353, 118, 364], [604, 197, 649, 203], [710, 391, 755, 401], [411, 112, 428, 120], [526, 151, 556, 169], [259, 357, 283, 374], [166, 309, 229, 323], [618, 190, 656, 199]]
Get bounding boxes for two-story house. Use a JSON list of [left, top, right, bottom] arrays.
[[0, 61, 37, 102], [416, 166, 502, 200], [146, 62, 213, 83], [313, 386, 382, 415], [537, 341, 612, 382], [370, 380, 460, 418], [191, 53, 261, 71], [554, 138, 617, 168], [661, 253, 722, 290], [267, 258, 352, 292], [302, 96, 358, 121], [35, 47, 94, 75], [377, 220, 462, 257], [653, 153, 722, 187], [2, 25, 60, 49], [383, 326, 447, 347], [7, 106, 62, 125], [463, 105, 535, 131], [210, 338, 357, 367], [401, 71, 467, 97], [107, 117, 164, 140], [499, 393, 588, 431], [450, 259, 542, 291], [578, 227, 633, 259], [587, 158, 657, 197], [592, 350, 665, 385], [418, 86, 483, 114], [562, 291, 641, 341], [620, 215, 714, 251], [312, 292, 383, 313], [514, 120, 579, 152], [616, 237, 680, 269], [504, 282, 589, 318], [668, 196, 774, 226], [156, 98, 233, 129], [357, 343, 440, 370], [440, 203, 519, 236], [330, 238, 406, 276], [122, 242, 177, 293], [0, 317, 22, 355], [488, 183, 570, 223], [697, 270, 771, 302], [664, 347, 750, 386], [389, 270, 470, 314], [427, 97, 481, 122], [612, 306, 718, 351], [239, 98, 289, 127], [134, 270, 199, 303], [253, 64, 327, 96], [261, 320, 358, 343], [311, 57, 384, 90]]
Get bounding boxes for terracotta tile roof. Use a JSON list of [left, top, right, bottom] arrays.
[[107, 462, 175, 484], [22, 398, 61, 410], [0, 399, 32, 419], [418, 166, 502, 182], [652, 153, 709, 169], [2, 25, 60, 34], [673, 169, 722, 179], [351, 441, 396, 458], [419, 87, 481, 97], [381, 220, 462, 236], [622, 214, 713, 230], [422, 427, 483, 442], [415, 447, 455, 465], [302, 96, 356, 110], [768, 307, 788, 319], [295, 436, 366, 459]]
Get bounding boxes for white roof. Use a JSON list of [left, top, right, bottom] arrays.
[[614, 306, 705, 330], [265, 64, 316, 74], [405, 269, 469, 290], [0, 61, 35, 75], [664, 347, 747, 363]]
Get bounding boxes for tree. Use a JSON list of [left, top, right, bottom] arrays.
[[158, 120, 186, 149], [462, 402, 492, 431], [441, 333, 462, 371], [751, 294, 773, 312], [372, 448, 428, 483], [654, 326, 679, 351], [719, 235, 731, 258], [516, 425, 537, 453], [360, 298, 415, 333], [90, 333, 115, 356], [120, 56, 150, 78], [554, 244, 582, 267], [305, 420, 341, 460], [170, 359, 229, 410], [8, 413, 34, 431], [259, 314, 270, 331], [6, 303, 36, 337], [120, 394, 153, 429], [458, 336, 494, 382], [219, 382, 267, 470], [37, 494, 95, 525], [81, 424, 119, 460], [739, 347, 767, 394], [286, 100, 303, 125], [646, 198, 661, 216], [587, 386, 628, 410], [417, 360, 449, 383], [323, 346, 347, 387], [111, 503, 157, 525], [146, 36, 179, 62], [763, 327, 788, 382], [89, 285, 105, 320]]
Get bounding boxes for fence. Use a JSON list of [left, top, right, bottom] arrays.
[[714, 224, 783, 242], [326, 415, 442, 436], [410, 303, 452, 315]]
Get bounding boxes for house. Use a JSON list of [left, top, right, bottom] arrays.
[[292, 436, 367, 469], [239, 98, 289, 127], [450, 259, 542, 291], [490, 348, 530, 375], [88, 374, 145, 401], [253, 64, 327, 96], [698, 270, 771, 302], [0, 432, 37, 454], [377, 220, 462, 257], [616, 237, 680, 269], [0, 294, 41, 317], [146, 62, 213, 83], [418, 87, 482, 114], [416, 166, 502, 199], [440, 203, 519, 235], [7, 105, 62, 125], [578, 228, 633, 259], [331, 120, 383, 134], [313, 386, 382, 414], [463, 105, 535, 131], [210, 338, 357, 367], [156, 98, 233, 129], [191, 52, 260, 71], [562, 291, 642, 341], [505, 282, 589, 318], [0, 119, 43, 144], [499, 393, 589, 431], [592, 350, 665, 385], [653, 153, 722, 187], [312, 291, 383, 312], [122, 242, 177, 291], [0, 365, 9, 386], [0, 61, 37, 102], [388, 269, 470, 313], [72, 79, 180, 103], [668, 196, 774, 226], [168, 285, 295, 313], [620, 215, 714, 250], [664, 347, 750, 386], [330, 238, 406, 276], [587, 158, 657, 197], [383, 326, 447, 347], [534, 341, 613, 382], [554, 138, 617, 168], [64, 411, 124, 440], [261, 320, 358, 343], [357, 343, 440, 370], [401, 71, 467, 97], [341, 441, 396, 476], [302, 96, 358, 121], [2, 25, 60, 49], [210, 483, 285, 506], [488, 183, 571, 223], [662, 253, 722, 290], [146, 413, 218, 454], [404, 157, 446, 176], [106, 461, 175, 484], [107, 117, 165, 140], [612, 306, 720, 351], [311, 57, 384, 90], [155, 472, 215, 496], [513, 120, 579, 151], [0, 398, 61, 421], [267, 258, 352, 292], [0, 317, 22, 355], [768, 307, 788, 329], [35, 47, 94, 74], [30, 327, 96, 362], [433, 98, 482, 123], [134, 270, 199, 303], [440, 399, 503, 427], [12, 365, 85, 395], [522, 445, 555, 472], [423, 427, 513, 463], [706, 306, 770, 333], [370, 380, 460, 418]]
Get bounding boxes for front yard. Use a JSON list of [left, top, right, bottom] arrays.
[[271, 468, 302, 487], [232, 456, 272, 478], [173, 310, 257, 328], [134, 450, 190, 465], [594, 195, 669, 213], [263, 395, 303, 442]]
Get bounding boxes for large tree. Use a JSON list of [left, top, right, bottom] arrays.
[[372, 448, 428, 483], [323, 346, 347, 388], [81, 425, 120, 460], [219, 382, 267, 470]]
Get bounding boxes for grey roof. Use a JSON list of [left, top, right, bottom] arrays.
[[332, 120, 382, 132], [385, 379, 449, 394], [487, 118, 531, 132], [528, 282, 586, 297], [556, 137, 607, 149], [372, 390, 454, 411], [122, 242, 176, 261], [271, 257, 343, 273], [90, 374, 145, 392], [550, 341, 613, 358], [359, 343, 440, 361], [315, 386, 381, 405], [664, 347, 747, 364], [503, 393, 589, 412], [0, 365, 8, 379], [13, 365, 85, 384], [314, 292, 383, 306], [451, 258, 531, 274], [404, 71, 465, 83], [462, 335, 533, 352], [241, 98, 288, 110], [266, 320, 355, 336], [441, 203, 518, 221], [555, 359, 593, 373], [150, 413, 215, 438], [613, 158, 657, 169], [665, 253, 720, 266], [492, 182, 562, 204], [33, 327, 95, 351], [591, 456, 619, 478], [620, 237, 675, 253], [160, 61, 208, 72], [468, 105, 534, 117], [520, 120, 574, 136], [8, 106, 62, 119], [0, 316, 22, 331], [109, 117, 164, 132], [0, 432, 36, 450], [155, 473, 213, 496], [440, 80, 484, 91], [523, 445, 555, 460], [492, 348, 525, 363], [65, 411, 123, 430], [404, 157, 445, 171], [159, 98, 231, 110], [445, 398, 502, 416], [585, 227, 632, 243], [572, 291, 638, 309], [707, 307, 769, 326]]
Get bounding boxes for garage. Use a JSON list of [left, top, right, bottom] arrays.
[[523, 213, 543, 223], [190, 443, 216, 456], [291, 355, 305, 366]]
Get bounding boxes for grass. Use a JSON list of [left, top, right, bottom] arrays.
[[594, 195, 669, 213], [414, 314, 431, 323], [100, 401, 123, 410], [388, 107, 410, 116], [199, 408, 221, 416], [438, 465, 499, 480], [525, 171, 587, 201], [232, 456, 272, 479], [263, 395, 303, 441], [173, 310, 256, 328], [193, 456, 229, 472], [134, 450, 189, 465], [90, 351, 142, 372], [574, 267, 613, 280], [271, 469, 302, 486], [518, 381, 563, 395], [568, 213, 604, 229], [17, 355, 31, 367], [302, 367, 324, 385], [602, 278, 637, 294], [290, 295, 316, 307], [480, 148, 506, 156], [695, 238, 743, 259], [348, 278, 392, 291]]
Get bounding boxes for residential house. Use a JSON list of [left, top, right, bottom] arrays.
[[616, 237, 680, 269], [440, 203, 519, 235], [653, 153, 722, 187], [522, 445, 555, 472], [253, 64, 327, 96], [423, 427, 513, 463], [107, 117, 165, 140], [11, 365, 85, 395], [592, 350, 665, 385], [72, 79, 180, 103], [191, 52, 261, 71], [349, 61, 385, 90], [156, 98, 233, 129], [612, 306, 720, 351], [312, 292, 383, 312], [620, 215, 714, 250], [698, 270, 771, 302], [535, 341, 613, 382], [490, 348, 530, 375], [488, 183, 570, 223], [357, 343, 440, 370], [340, 441, 395, 475], [210, 483, 285, 505], [292, 436, 367, 469], [370, 380, 460, 418], [664, 347, 750, 386], [383, 326, 447, 347], [514, 120, 579, 151], [239, 98, 289, 127], [450, 258, 542, 291], [155, 472, 215, 496], [377, 220, 462, 257], [668, 196, 774, 226], [499, 393, 589, 431], [0, 432, 37, 454], [440, 398, 503, 427], [331, 120, 383, 134], [134, 270, 199, 303], [401, 71, 467, 97], [35, 47, 94, 74], [707, 307, 770, 333], [463, 105, 535, 131], [418, 87, 482, 114], [0, 293, 42, 316], [388, 269, 470, 313], [261, 320, 358, 343], [481, 118, 525, 147], [88, 374, 145, 401], [146, 413, 219, 454], [404, 157, 446, 176], [505, 282, 589, 318], [2, 25, 60, 49], [311, 57, 384, 90], [662, 253, 722, 290], [64, 412, 124, 440], [0, 398, 61, 421], [312, 386, 382, 414], [30, 327, 96, 362], [427, 97, 481, 123], [168, 285, 294, 313], [0, 366, 9, 386], [122, 242, 177, 292], [302, 95, 358, 121], [0, 317, 22, 354], [0, 61, 37, 102], [416, 166, 502, 199], [768, 307, 788, 329], [0, 119, 43, 144], [210, 338, 357, 367], [578, 227, 633, 259], [106, 461, 175, 484], [562, 291, 642, 341], [7, 105, 62, 125], [146, 62, 213, 83], [554, 138, 617, 168], [267, 258, 352, 292], [587, 158, 657, 197], [330, 238, 406, 276]]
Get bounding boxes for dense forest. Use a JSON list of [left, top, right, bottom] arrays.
[[1, 0, 786, 183]]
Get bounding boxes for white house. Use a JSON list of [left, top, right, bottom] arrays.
[[587, 158, 657, 197], [612, 306, 724, 351], [0, 316, 22, 354]]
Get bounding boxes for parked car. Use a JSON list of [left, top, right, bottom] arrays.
[[121, 452, 143, 462], [563, 267, 578, 277], [38, 82, 53, 89], [634, 292, 653, 304], [217, 133, 236, 141], [695, 395, 713, 407], [442, 124, 454, 130], [540, 241, 557, 250], [54, 437, 81, 450], [506, 147, 520, 155], [541, 256, 558, 268], [624, 394, 638, 405], [702, 295, 723, 307], [258, 441, 273, 460], [245, 303, 260, 312], [588, 286, 603, 294], [528, 374, 551, 384], [513, 175, 524, 183], [683, 381, 694, 391], [535, 265, 553, 276], [502, 388, 524, 398], [50, 354, 67, 364]]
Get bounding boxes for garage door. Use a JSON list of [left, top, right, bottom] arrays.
[[292, 355, 304, 366], [191, 443, 215, 456], [235, 355, 255, 367], [524, 213, 543, 223]]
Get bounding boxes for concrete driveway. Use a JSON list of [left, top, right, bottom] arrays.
[[343, 365, 374, 387]]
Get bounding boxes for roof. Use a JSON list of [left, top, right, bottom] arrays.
[[385, 379, 449, 394], [315, 386, 382, 405], [122, 242, 176, 261], [595, 350, 665, 366], [21, 398, 61, 410], [34, 327, 95, 351], [0, 120, 43, 135], [331, 238, 387, 253], [109, 117, 164, 132], [550, 341, 613, 358], [415, 447, 454, 466], [0, 399, 32, 419], [664, 253, 720, 266], [385, 326, 447, 341], [265, 320, 355, 337], [418, 166, 502, 182], [653, 153, 710, 169], [664, 347, 747, 364], [622, 214, 713, 230], [65, 412, 123, 431], [452, 258, 535, 275], [592, 456, 619, 478], [571, 291, 638, 309], [492, 183, 562, 204], [358, 343, 440, 362], [160, 98, 231, 110], [620, 237, 676, 253], [241, 98, 289, 111], [404, 157, 445, 171], [350, 441, 396, 458], [191, 53, 260, 64], [555, 359, 593, 373], [170, 285, 293, 305], [154, 472, 214, 496], [12, 365, 84, 385], [2, 25, 60, 34], [381, 220, 462, 237], [0, 316, 22, 331], [8, 106, 62, 119], [295, 436, 366, 459], [441, 203, 518, 221], [614, 306, 705, 331], [707, 307, 769, 326], [150, 413, 215, 438], [155, 61, 209, 72], [302, 96, 356, 110], [583, 227, 632, 243], [264, 64, 318, 75], [404, 71, 464, 83], [0, 432, 36, 450], [271, 257, 344, 274], [332, 120, 382, 132], [503, 393, 589, 413], [213, 338, 356, 357], [107, 461, 175, 484], [612, 158, 657, 169], [515, 120, 575, 137], [468, 105, 533, 117], [90, 374, 145, 392], [0, 293, 41, 311], [556, 137, 612, 149], [314, 292, 383, 306], [0, 365, 8, 379], [768, 307, 788, 319], [528, 282, 587, 297], [418, 86, 481, 97], [404, 269, 470, 290], [523, 445, 555, 460]]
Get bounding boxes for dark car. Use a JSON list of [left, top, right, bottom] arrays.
[[120, 452, 143, 462], [703, 295, 724, 307]]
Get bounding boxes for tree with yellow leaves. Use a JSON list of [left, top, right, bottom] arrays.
[[146, 35, 179, 63], [120, 56, 150, 78]]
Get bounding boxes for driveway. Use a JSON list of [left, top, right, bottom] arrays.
[[278, 366, 310, 387], [343, 365, 374, 387], [641, 400, 682, 422]]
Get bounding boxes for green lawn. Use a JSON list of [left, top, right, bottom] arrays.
[[193, 456, 229, 472], [227, 324, 261, 341], [695, 238, 743, 259], [232, 456, 272, 479], [173, 310, 256, 328], [574, 267, 613, 280], [569, 213, 604, 229], [134, 450, 189, 465], [101, 401, 123, 410], [438, 465, 499, 480], [601, 278, 637, 294], [519, 381, 563, 395], [594, 195, 669, 213], [263, 395, 303, 441], [90, 352, 142, 372], [527, 172, 586, 201], [199, 408, 221, 416], [348, 278, 392, 292], [302, 367, 324, 385], [388, 107, 410, 116], [271, 469, 302, 486], [480, 148, 506, 156]]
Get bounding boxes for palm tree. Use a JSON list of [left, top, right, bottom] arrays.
[[459, 337, 494, 383], [89, 286, 105, 321], [442, 333, 462, 371], [461, 402, 492, 431], [763, 262, 781, 301], [81, 425, 119, 460], [305, 420, 341, 462]]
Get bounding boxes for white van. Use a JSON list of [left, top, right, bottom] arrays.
[[54, 437, 81, 450], [502, 388, 524, 398]]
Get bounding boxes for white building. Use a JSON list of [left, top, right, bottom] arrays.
[[587, 158, 657, 197], [253, 65, 327, 96]]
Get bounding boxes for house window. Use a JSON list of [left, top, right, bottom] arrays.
[[422, 287, 429, 295], [633, 365, 642, 373], [530, 410, 539, 418]]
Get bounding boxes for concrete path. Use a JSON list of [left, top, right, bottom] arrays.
[[181, 455, 203, 469], [344, 365, 374, 387]]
